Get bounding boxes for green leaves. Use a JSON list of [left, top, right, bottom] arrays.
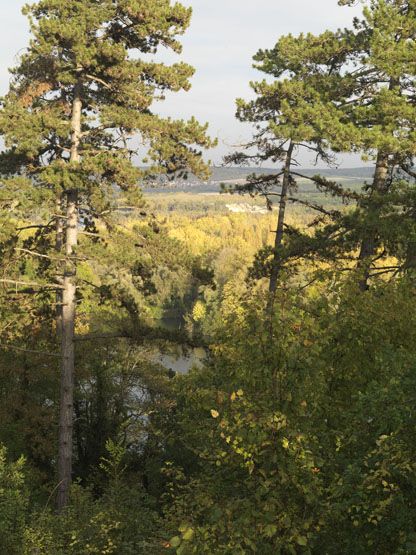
[[295, 535, 308, 546], [0, 446, 28, 555]]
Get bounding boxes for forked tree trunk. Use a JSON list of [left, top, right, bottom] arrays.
[[57, 80, 82, 512], [357, 151, 389, 291], [269, 141, 294, 296]]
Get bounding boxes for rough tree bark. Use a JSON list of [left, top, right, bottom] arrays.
[[57, 79, 82, 511], [357, 77, 398, 291], [269, 141, 295, 296], [55, 195, 64, 337], [357, 151, 390, 290]]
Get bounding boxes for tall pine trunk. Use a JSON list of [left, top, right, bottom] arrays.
[[357, 151, 389, 290], [269, 141, 294, 296], [357, 77, 396, 291], [55, 195, 64, 337], [57, 80, 81, 511]]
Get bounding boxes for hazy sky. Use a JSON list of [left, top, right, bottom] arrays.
[[0, 0, 364, 167]]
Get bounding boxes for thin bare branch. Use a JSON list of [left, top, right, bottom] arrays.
[[0, 279, 64, 289], [3, 345, 63, 358]]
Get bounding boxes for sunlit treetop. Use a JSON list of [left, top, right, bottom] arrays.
[[0, 0, 215, 218]]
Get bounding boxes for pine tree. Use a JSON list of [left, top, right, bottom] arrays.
[[338, 0, 416, 287], [225, 30, 359, 297], [0, 0, 214, 510], [230, 0, 416, 292]]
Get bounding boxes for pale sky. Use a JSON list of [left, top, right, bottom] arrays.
[[0, 0, 364, 167]]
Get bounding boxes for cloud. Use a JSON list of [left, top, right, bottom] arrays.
[[158, 0, 364, 164], [0, 0, 365, 166]]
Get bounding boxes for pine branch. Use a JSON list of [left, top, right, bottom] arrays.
[[0, 279, 64, 290], [85, 74, 112, 90], [74, 333, 130, 342], [15, 248, 66, 262], [15, 248, 88, 263], [2, 344, 63, 358], [16, 224, 54, 232], [287, 197, 341, 218]]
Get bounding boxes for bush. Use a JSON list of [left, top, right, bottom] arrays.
[[0, 445, 28, 555]]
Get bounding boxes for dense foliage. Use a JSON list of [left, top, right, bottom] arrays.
[[0, 0, 415, 553]]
